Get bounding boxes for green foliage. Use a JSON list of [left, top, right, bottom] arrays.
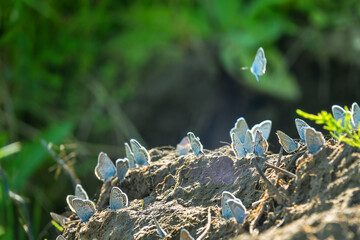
[[297, 108, 360, 149]]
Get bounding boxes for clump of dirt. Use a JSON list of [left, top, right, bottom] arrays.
[[61, 141, 360, 239]]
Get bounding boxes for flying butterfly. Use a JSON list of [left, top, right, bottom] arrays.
[[276, 130, 299, 153], [72, 198, 96, 222], [94, 152, 116, 182], [187, 132, 204, 156], [109, 186, 128, 210], [304, 127, 325, 154], [130, 139, 150, 166], [250, 47, 267, 82], [116, 158, 129, 183], [253, 130, 268, 156]]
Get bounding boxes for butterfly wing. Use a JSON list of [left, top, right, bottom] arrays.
[[332, 105, 347, 124], [175, 136, 191, 156], [305, 128, 325, 154], [95, 152, 116, 182], [110, 186, 128, 210], [250, 47, 267, 82], [72, 198, 96, 222], [187, 132, 204, 156], [253, 130, 268, 156], [50, 212, 68, 227], [244, 130, 254, 154], [180, 229, 195, 240], [130, 139, 150, 166], [116, 158, 130, 183], [227, 199, 247, 224], [276, 130, 299, 153], [295, 118, 311, 141], [351, 102, 360, 129], [231, 133, 246, 158], [66, 195, 77, 212], [253, 120, 272, 140], [230, 117, 249, 143], [221, 191, 237, 219], [152, 214, 167, 238], [125, 143, 136, 168], [56, 235, 66, 240], [75, 184, 89, 200]]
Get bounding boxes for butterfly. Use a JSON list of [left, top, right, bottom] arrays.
[[180, 229, 194, 240], [229, 117, 249, 143], [276, 130, 299, 153], [175, 136, 191, 156], [304, 127, 325, 154], [251, 47, 267, 82], [243, 130, 254, 154], [250, 120, 272, 140], [221, 191, 238, 220], [116, 158, 129, 183], [332, 105, 348, 125], [72, 198, 96, 222], [152, 214, 167, 238], [352, 102, 360, 129], [109, 186, 128, 210], [226, 199, 248, 224], [66, 184, 89, 213], [56, 235, 66, 240], [124, 143, 136, 168], [253, 130, 268, 156], [187, 132, 204, 156], [231, 133, 246, 158], [295, 118, 311, 141], [50, 212, 68, 228], [130, 139, 150, 166], [95, 152, 116, 182]]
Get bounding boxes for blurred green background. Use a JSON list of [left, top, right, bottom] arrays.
[[1, 0, 359, 239]]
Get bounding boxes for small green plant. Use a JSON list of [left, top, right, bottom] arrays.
[[297, 108, 360, 149]]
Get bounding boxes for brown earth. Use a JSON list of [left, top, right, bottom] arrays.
[[61, 141, 360, 240]]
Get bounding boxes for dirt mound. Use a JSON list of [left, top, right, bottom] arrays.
[[60, 141, 360, 239]]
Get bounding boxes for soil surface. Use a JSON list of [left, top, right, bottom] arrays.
[[60, 141, 360, 239]]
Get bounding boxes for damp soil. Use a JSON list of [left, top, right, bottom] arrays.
[[61, 141, 360, 239]]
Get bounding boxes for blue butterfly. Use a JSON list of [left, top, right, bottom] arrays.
[[221, 191, 237, 220], [229, 117, 249, 143], [56, 235, 65, 240], [116, 158, 129, 183], [95, 152, 116, 182], [66, 184, 89, 213], [243, 130, 254, 154], [332, 105, 349, 127], [352, 102, 360, 129], [109, 186, 128, 210], [295, 118, 311, 142], [124, 143, 136, 168], [250, 47, 267, 82], [152, 214, 167, 238], [187, 132, 204, 156], [130, 139, 150, 166], [72, 198, 96, 222], [276, 130, 299, 153], [231, 133, 246, 158], [226, 199, 248, 224], [251, 120, 272, 141], [175, 136, 191, 156], [304, 127, 325, 154], [180, 229, 194, 240], [253, 130, 268, 156]]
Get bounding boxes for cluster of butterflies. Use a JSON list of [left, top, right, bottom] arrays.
[[54, 101, 360, 239]]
